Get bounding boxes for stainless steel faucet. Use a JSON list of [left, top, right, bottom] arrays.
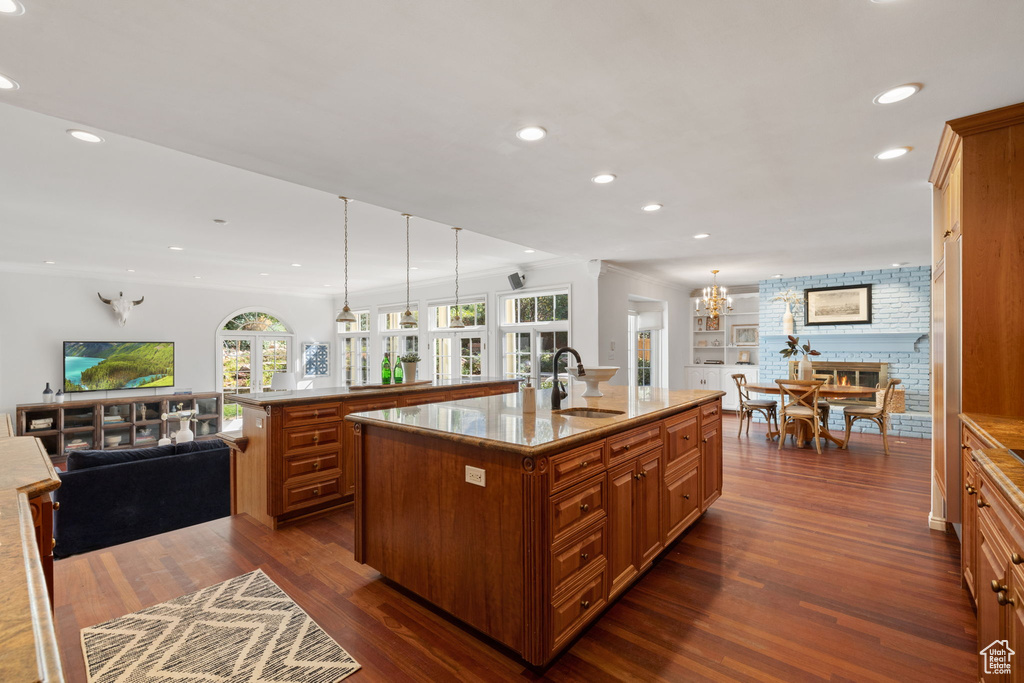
[[551, 347, 585, 410]]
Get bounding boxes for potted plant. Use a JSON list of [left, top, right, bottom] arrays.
[[779, 335, 820, 380], [400, 352, 421, 381]]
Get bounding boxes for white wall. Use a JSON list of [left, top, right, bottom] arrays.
[[342, 260, 600, 380], [597, 264, 692, 389], [0, 270, 337, 416]]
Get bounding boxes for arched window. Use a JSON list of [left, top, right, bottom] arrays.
[[217, 309, 294, 428]]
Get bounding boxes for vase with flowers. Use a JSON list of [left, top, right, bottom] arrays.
[[771, 289, 803, 335], [779, 335, 820, 380]]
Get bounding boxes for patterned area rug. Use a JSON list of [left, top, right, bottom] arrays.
[[81, 569, 360, 682]]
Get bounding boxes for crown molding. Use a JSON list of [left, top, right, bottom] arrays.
[[600, 262, 690, 292]]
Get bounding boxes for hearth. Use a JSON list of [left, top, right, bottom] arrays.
[[788, 360, 888, 407]]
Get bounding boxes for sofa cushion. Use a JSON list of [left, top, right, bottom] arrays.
[[66, 444, 177, 471], [174, 439, 226, 455]]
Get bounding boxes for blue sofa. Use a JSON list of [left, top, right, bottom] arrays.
[[53, 439, 230, 558]]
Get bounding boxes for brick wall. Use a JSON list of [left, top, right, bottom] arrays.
[[757, 267, 931, 439]]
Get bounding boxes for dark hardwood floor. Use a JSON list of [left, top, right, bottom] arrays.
[[53, 416, 977, 681]]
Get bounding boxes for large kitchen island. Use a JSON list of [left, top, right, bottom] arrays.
[[347, 385, 725, 666]]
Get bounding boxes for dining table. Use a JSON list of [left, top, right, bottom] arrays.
[[745, 383, 882, 447]]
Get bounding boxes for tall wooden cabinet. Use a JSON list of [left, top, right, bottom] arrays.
[[929, 102, 1024, 526]]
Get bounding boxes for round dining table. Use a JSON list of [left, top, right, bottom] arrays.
[[745, 383, 882, 447]]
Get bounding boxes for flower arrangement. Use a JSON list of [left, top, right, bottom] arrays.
[[399, 352, 421, 363], [779, 335, 820, 359], [771, 289, 804, 312]]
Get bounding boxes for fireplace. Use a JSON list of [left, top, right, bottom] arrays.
[[788, 361, 888, 407]]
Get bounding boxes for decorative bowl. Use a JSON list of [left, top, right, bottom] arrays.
[[104, 435, 122, 447], [567, 366, 619, 397]]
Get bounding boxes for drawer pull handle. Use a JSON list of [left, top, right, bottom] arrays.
[[993, 580, 1008, 594], [51, 538, 56, 549], [312, 488, 320, 496], [53, 502, 60, 511], [998, 591, 1015, 607], [623, 444, 632, 451], [640, 471, 647, 478], [314, 409, 319, 419], [702, 438, 708, 444], [634, 473, 642, 481], [580, 599, 591, 609], [580, 460, 589, 469], [580, 552, 589, 561], [978, 500, 990, 509], [965, 486, 977, 495], [312, 433, 320, 443], [1014, 554, 1023, 565], [579, 503, 590, 512], [683, 494, 690, 500], [313, 461, 321, 470], [683, 435, 690, 440]]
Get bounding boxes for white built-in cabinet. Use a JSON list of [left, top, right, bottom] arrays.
[[686, 366, 759, 412], [687, 288, 760, 413]]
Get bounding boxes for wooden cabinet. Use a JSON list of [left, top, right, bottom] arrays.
[[701, 407, 723, 511], [28, 492, 54, 608], [606, 441, 663, 598], [963, 445, 980, 599]]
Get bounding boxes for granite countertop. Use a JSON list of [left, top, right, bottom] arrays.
[[961, 413, 1024, 451], [228, 376, 518, 406], [346, 385, 725, 456], [962, 413, 1024, 520], [0, 434, 63, 681]]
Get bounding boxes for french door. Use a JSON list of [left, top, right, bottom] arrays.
[[433, 332, 487, 381], [219, 334, 291, 426]]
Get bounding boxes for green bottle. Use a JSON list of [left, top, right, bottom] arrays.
[[393, 355, 404, 384], [381, 354, 391, 385]]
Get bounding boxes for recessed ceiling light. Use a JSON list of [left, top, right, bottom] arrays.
[[771, 274, 784, 278], [43, 260, 55, 265], [524, 249, 535, 253], [0, 72, 19, 90], [870, 0, 900, 3], [194, 275, 202, 279], [67, 129, 104, 143], [693, 233, 710, 239], [291, 263, 302, 267], [592, 174, 616, 184], [873, 84, 921, 105], [126, 269, 136, 273], [641, 204, 663, 212], [0, 0, 25, 14], [259, 272, 270, 276], [516, 126, 547, 142], [168, 246, 184, 251], [892, 262, 908, 267], [323, 284, 332, 287], [875, 147, 911, 160], [410, 266, 419, 270], [212, 218, 228, 224]]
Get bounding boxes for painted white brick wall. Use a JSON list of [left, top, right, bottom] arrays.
[[756, 267, 931, 439]]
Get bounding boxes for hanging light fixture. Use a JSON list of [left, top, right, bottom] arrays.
[[399, 213, 416, 328], [695, 269, 732, 319], [335, 196, 358, 324], [450, 227, 465, 328]]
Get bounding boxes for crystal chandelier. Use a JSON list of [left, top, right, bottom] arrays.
[[335, 196, 357, 324], [696, 269, 732, 318], [399, 213, 416, 328]]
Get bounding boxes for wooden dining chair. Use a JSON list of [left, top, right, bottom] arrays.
[[776, 379, 825, 454], [731, 374, 778, 438], [841, 378, 903, 455]]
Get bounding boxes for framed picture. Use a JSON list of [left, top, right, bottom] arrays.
[[301, 342, 331, 377], [705, 316, 720, 331], [731, 324, 759, 347], [805, 284, 872, 325], [737, 350, 751, 364], [696, 317, 704, 332]]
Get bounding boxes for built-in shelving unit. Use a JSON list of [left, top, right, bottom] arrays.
[[690, 291, 760, 366], [16, 392, 222, 464]]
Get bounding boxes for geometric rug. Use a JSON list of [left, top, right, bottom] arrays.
[[81, 570, 360, 683]]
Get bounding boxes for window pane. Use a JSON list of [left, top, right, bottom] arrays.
[[222, 339, 251, 396], [555, 294, 569, 321], [503, 332, 531, 381], [260, 338, 288, 389], [475, 302, 486, 326], [384, 310, 418, 331], [434, 338, 452, 380], [338, 311, 371, 333], [519, 297, 535, 323], [224, 312, 288, 332], [537, 295, 554, 321], [637, 330, 652, 387]]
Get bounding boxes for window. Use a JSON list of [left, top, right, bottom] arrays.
[[435, 302, 485, 329], [217, 310, 294, 428], [500, 290, 570, 389], [628, 308, 663, 390], [636, 330, 652, 387], [378, 306, 420, 380], [430, 300, 487, 380], [338, 309, 370, 385]]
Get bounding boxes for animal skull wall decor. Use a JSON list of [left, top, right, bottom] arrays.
[[98, 292, 145, 327]]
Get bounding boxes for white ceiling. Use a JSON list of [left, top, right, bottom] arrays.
[[1, 1, 1023, 290]]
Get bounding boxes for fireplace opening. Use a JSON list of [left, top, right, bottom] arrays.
[[788, 361, 888, 407]]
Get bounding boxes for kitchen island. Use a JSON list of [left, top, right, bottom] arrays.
[[347, 385, 725, 666], [227, 377, 518, 528]]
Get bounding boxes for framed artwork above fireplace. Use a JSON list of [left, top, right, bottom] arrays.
[[805, 284, 872, 326]]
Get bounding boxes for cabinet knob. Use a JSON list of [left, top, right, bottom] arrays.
[[53, 501, 60, 511], [623, 443, 632, 451], [313, 461, 321, 470], [993, 580, 1008, 594], [580, 461, 589, 469], [634, 473, 642, 480], [683, 494, 690, 500], [640, 471, 647, 478], [580, 552, 589, 561], [1014, 553, 1023, 565], [312, 433, 320, 443], [580, 599, 591, 609], [943, 229, 952, 239], [579, 503, 590, 512], [702, 438, 708, 444], [965, 486, 977, 495], [978, 500, 990, 509], [962, 444, 970, 451], [998, 591, 1015, 607], [314, 410, 319, 418], [683, 435, 690, 441], [312, 488, 320, 496]]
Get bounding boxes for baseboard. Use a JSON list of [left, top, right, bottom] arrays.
[[928, 514, 949, 532]]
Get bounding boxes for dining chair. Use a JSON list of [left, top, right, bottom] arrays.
[[776, 379, 825, 454], [841, 378, 903, 455], [731, 374, 778, 438], [812, 373, 833, 423]]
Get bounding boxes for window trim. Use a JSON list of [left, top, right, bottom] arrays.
[[498, 287, 572, 387]]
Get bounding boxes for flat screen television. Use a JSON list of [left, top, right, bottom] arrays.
[[64, 341, 175, 393]]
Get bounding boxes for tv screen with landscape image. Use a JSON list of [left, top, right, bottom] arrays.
[[64, 342, 174, 392]]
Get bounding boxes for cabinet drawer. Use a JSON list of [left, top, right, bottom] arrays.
[[550, 567, 607, 651], [344, 399, 399, 415], [664, 409, 700, 471], [402, 391, 450, 407], [551, 522, 606, 598], [664, 464, 701, 543], [449, 387, 491, 401], [283, 474, 342, 511], [550, 442, 606, 493], [282, 424, 342, 453], [962, 425, 990, 455], [283, 449, 340, 481], [550, 476, 606, 543], [607, 424, 662, 465], [282, 402, 342, 427], [701, 399, 722, 422]]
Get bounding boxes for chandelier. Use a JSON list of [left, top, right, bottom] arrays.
[[399, 213, 416, 328], [335, 196, 357, 324], [696, 269, 732, 319]]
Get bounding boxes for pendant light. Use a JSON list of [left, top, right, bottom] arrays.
[[450, 227, 465, 328], [335, 196, 358, 324], [399, 213, 416, 328]]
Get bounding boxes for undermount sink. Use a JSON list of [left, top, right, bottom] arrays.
[[552, 407, 625, 419]]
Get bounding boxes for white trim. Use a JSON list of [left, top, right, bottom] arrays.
[[928, 514, 948, 532]]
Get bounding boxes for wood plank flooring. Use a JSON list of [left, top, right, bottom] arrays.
[[53, 416, 977, 681]]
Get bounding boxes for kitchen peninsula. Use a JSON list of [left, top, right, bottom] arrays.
[[228, 377, 518, 529], [348, 385, 725, 666]]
